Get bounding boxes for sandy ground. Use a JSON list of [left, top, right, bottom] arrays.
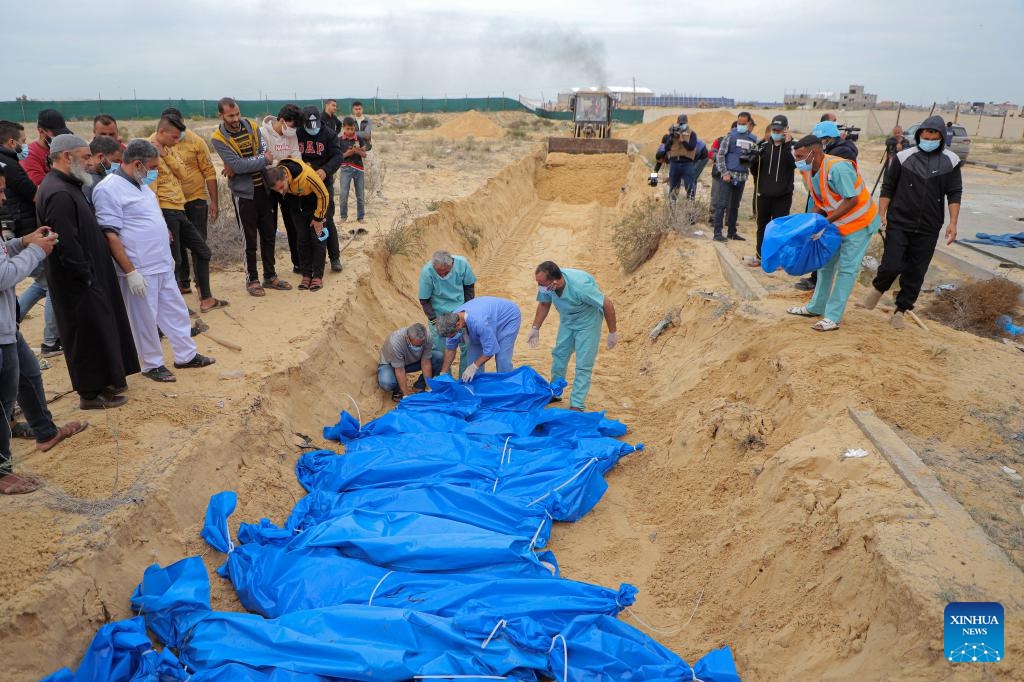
[[3, 112, 1024, 680]]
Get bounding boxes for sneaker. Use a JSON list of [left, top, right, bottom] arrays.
[[794, 278, 815, 292], [174, 353, 216, 369], [713, 234, 728, 242], [730, 234, 746, 241], [80, 394, 128, 410], [40, 341, 63, 358], [330, 258, 343, 272]]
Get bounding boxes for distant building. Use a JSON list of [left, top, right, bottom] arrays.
[[556, 85, 655, 109], [785, 84, 877, 110]]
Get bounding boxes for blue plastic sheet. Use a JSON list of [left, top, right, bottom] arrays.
[[201, 490, 237, 553], [39, 617, 187, 682], [761, 213, 842, 276], [967, 232, 1024, 248]]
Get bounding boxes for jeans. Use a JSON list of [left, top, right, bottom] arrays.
[[163, 209, 213, 299], [180, 199, 209, 289], [232, 190, 278, 283], [339, 166, 365, 221], [17, 266, 59, 346], [0, 333, 57, 474], [377, 352, 444, 392], [292, 208, 327, 279], [713, 179, 745, 237], [872, 224, 938, 312], [668, 160, 699, 200]]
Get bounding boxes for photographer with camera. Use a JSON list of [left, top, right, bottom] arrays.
[[662, 114, 700, 200], [712, 112, 757, 242], [747, 115, 795, 266]]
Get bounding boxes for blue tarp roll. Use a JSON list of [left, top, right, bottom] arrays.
[[761, 212, 842, 276]]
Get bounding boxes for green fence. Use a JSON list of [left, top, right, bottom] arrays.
[[0, 97, 644, 124]]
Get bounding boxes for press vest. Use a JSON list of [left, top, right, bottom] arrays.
[[801, 155, 877, 236], [668, 133, 697, 161]]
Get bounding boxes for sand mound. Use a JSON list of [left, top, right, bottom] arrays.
[[619, 111, 769, 145], [535, 152, 634, 207], [430, 110, 504, 140]]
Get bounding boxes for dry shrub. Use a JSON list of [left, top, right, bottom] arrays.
[[413, 115, 441, 129], [206, 177, 245, 266], [612, 196, 705, 273], [378, 203, 424, 256], [365, 155, 387, 203], [924, 278, 1023, 336]]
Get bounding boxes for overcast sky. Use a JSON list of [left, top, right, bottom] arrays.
[[6, 0, 1020, 106]]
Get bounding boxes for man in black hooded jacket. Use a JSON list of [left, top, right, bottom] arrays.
[[298, 106, 343, 271], [748, 115, 795, 264], [861, 115, 962, 329]]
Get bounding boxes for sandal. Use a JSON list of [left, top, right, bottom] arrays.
[[786, 306, 819, 318], [246, 281, 265, 297], [811, 319, 840, 332], [262, 277, 293, 291], [174, 352, 216, 369], [0, 472, 42, 495], [200, 298, 230, 313], [142, 366, 177, 382], [298, 277, 311, 290], [309, 278, 323, 292]]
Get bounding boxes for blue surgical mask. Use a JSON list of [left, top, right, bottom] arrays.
[[108, 162, 120, 174], [795, 159, 812, 172], [680, 124, 688, 131], [736, 124, 748, 134], [17, 144, 29, 160], [304, 126, 319, 136], [409, 344, 423, 353], [142, 169, 158, 185], [918, 139, 940, 153], [770, 132, 784, 142]]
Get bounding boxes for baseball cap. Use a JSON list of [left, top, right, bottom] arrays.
[[36, 108, 73, 135], [812, 121, 840, 139], [769, 115, 788, 131], [677, 114, 688, 124], [301, 105, 321, 128]]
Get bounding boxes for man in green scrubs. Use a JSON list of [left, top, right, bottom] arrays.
[[419, 250, 477, 374], [528, 261, 618, 411]]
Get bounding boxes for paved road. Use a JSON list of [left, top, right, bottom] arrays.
[[954, 166, 1024, 265]]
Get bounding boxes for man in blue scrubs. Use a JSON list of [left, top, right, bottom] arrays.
[[528, 261, 618, 410], [435, 296, 522, 382], [418, 250, 476, 373]]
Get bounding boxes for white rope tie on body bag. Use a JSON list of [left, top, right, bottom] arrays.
[[492, 436, 512, 493], [480, 618, 508, 649], [342, 392, 363, 432], [549, 634, 569, 681], [367, 570, 395, 606], [528, 457, 600, 507]]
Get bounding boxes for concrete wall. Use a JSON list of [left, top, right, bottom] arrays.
[[642, 107, 1024, 140]]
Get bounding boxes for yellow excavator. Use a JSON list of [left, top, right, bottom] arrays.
[[548, 90, 629, 154]]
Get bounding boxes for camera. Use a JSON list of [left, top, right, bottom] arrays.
[[736, 139, 758, 168], [667, 124, 682, 137], [838, 125, 861, 142]]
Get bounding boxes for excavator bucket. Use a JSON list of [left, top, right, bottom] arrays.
[[547, 138, 629, 154]]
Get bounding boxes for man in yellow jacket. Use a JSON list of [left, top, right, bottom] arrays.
[[267, 159, 330, 292], [161, 107, 219, 296], [786, 134, 880, 332], [150, 115, 228, 313]]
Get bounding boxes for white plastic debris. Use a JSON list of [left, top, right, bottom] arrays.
[[1001, 465, 1022, 482], [862, 256, 879, 270], [843, 448, 870, 458], [693, 230, 705, 236]]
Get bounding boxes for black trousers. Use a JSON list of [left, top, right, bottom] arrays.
[[163, 208, 213, 299], [323, 173, 340, 261], [276, 193, 300, 270], [180, 199, 209, 289], [233, 189, 277, 282], [754, 193, 793, 258], [872, 225, 938, 312], [291, 208, 327, 279]]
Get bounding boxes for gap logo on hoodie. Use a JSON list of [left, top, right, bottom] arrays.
[[300, 141, 326, 156]]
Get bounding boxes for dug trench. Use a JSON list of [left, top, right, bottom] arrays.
[[4, 145, 1024, 681]]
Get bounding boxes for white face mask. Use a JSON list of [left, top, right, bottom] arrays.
[[283, 126, 297, 138]]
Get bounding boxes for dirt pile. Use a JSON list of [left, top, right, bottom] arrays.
[[7, 137, 1024, 681], [430, 110, 505, 140], [535, 152, 635, 206]]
